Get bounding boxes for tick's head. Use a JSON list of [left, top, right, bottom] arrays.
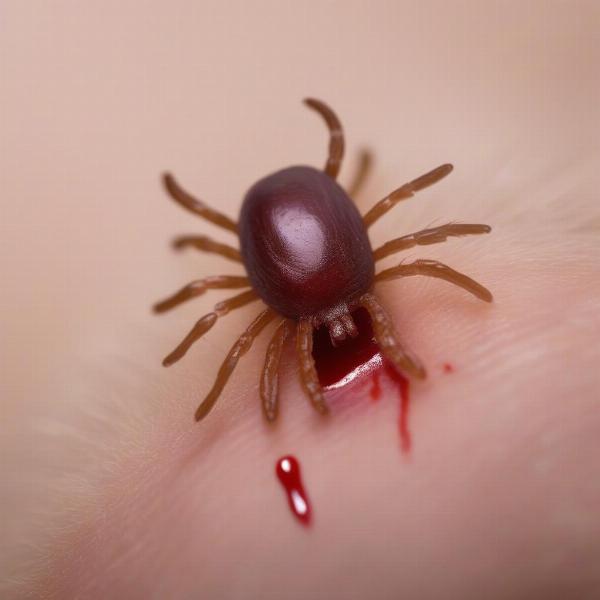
[[325, 314, 358, 347], [313, 301, 360, 347]]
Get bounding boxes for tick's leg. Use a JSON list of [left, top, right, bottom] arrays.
[[373, 223, 492, 261], [360, 293, 426, 379], [172, 235, 242, 263], [296, 319, 329, 415], [363, 164, 453, 228], [347, 149, 373, 199], [153, 275, 250, 313], [260, 319, 293, 422], [162, 313, 218, 367], [376, 259, 493, 302], [162, 290, 259, 366], [195, 308, 276, 421], [163, 173, 238, 234], [304, 98, 344, 180]]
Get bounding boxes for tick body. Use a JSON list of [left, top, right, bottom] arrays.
[[240, 166, 374, 337], [155, 98, 493, 422]]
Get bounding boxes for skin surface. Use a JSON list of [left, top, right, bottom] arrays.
[[47, 231, 600, 600], [1, 2, 599, 599]]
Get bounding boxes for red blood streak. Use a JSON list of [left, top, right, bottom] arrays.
[[311, 307, 412, 453], [275, 455, 312, 526], [443, 362, 454, 373], [369, 370, 382, 401], [368, 363, 412, 453], [384, 363, 411, 454]]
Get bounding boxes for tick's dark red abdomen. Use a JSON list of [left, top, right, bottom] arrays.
[[239, 166, 374, 320]]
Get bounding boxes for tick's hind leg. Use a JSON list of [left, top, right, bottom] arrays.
[[172, 235, 243, 263], [373, 223, 491, 262], [153, 275, 250, 313], [360, 293, 426, 379], [363, 164, 453, 228], [195, 308, 276, 421], [304, 98, 344, 180], [161, 290, 259, 366], [375, 259, 493, 302], [163, 173, 238, 234], [260, 319, 293, 422], [347, 149, 373, 199], [296, 319, 329, 415]]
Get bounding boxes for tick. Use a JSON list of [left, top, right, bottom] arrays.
[[155, 98, 493, 422]]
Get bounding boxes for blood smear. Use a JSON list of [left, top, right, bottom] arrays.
[[369, 369, 382, 401], [312, 307, 412, 453], [369, 363, 411, 454], [275, 455, 312, 526], [384, 364, 411, 454]]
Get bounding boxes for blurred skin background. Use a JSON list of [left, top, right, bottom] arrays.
[[1, 1, 599, 598]]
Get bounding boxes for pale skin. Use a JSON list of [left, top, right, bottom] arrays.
[[46, 225, 600, 600], [42, 107, 600, 600], [3, 5, 600, 594]]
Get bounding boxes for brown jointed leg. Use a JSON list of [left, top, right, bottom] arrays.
[[162, 313, 218, 367], [375, 259, 493, 302], [195, 308, 276, 421], [212, 289, 259, 315], [172, 235, 242, 263], [153, 275, 250, 313], [296, 319, 329, 415], [260, 319, 293, 422], [360, 292, 426, 379], [347, 149, 373, 198], [303, 98, 344, 180], [163, 173, 238, 233], [362, 164, 453, 228], [162, 290, 259, 366], [373, 223, 491, 261]]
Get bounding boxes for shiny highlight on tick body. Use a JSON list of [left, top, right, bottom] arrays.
[[154, 98, 493, 423]]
